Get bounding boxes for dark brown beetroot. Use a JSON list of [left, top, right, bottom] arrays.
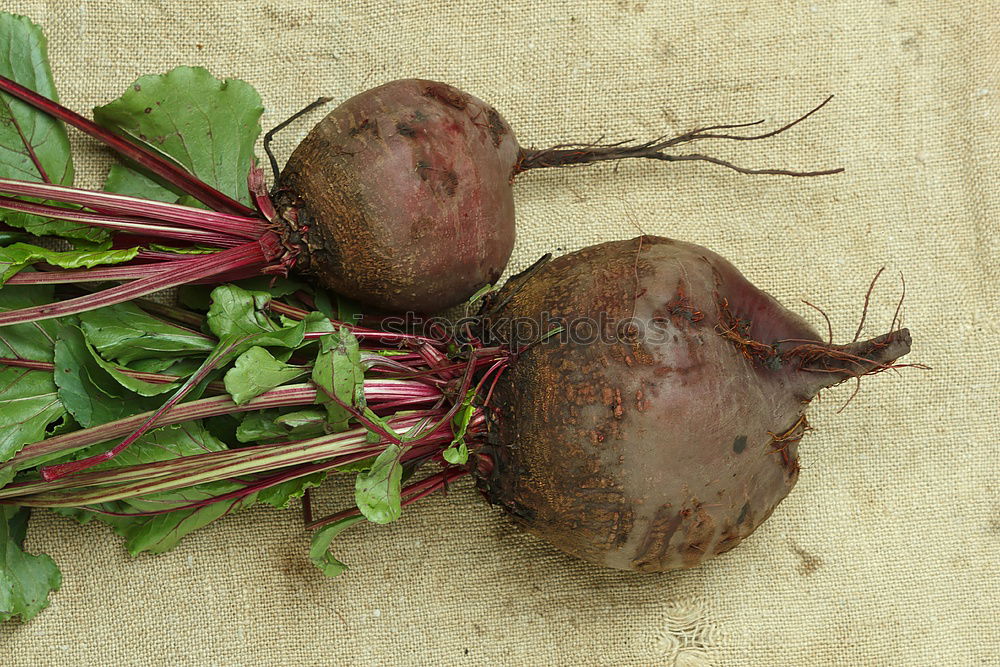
[[274, 80, 842, 314], [475, 237, 911, 571], [274, 80, 520, 313]]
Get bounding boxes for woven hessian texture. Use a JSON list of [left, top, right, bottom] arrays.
[[2, 1, 998, 665]]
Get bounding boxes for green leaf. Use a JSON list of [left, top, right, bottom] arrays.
[[0, 230, 29, 245], [0, 242, 138, 286], [1, 505, 61, 622], [234, 408, 329, 443], [86, 343, 179, 396], [360, 406, 401, 444], [309, 515, 364, 578], [275, 409, 329, 431], [93, 483, 254, 555], [127, 356, 191, 374], [206, 285, 307, 348], [257, 472, 326, 509], [0, 286, 65, 466], [103, 162, 179, 203], [442, 389, 477, 465], [312, 328, 364, 433], [37, 419, 224, 479], [93, 66, 263, 206], [79, 301, 216, 364], [223, 346, 307, 405], [0, 365, 64, 467], [442, 441, 469, 465], [67, 421, 228, 471], [335, 455, 378, 474], [234, 410, 287, 443], [311, 290, 364, 325], [51, 421, 246, 555], [146, 243, 220, 255], [0, 284, 59, 361], [0, 14, 105, 242], [231, 276, 307, 299], [53, 322, 161, 428], [354, 443, 403, 524]]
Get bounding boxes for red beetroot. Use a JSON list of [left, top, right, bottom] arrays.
[[274, 79, 842, 313], [274, 80, 519, 313], [475, 236, 911, 571]]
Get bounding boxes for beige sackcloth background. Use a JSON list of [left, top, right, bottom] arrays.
[[2, 1, 998, 665]]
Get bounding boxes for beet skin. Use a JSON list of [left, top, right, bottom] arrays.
[[275, 79, 519, 313], [476, 236, 911, 571]]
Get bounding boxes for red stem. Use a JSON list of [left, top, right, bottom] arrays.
[[5, 259, 203, 284], [0, 236, 280, 327], [0, 195, 243, 246], [4, 380, 442, 474], [0, 74, 255, 216], [0, 178, 266, 239]]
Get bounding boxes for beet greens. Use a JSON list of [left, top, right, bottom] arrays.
[[0, 278, 503, 621]]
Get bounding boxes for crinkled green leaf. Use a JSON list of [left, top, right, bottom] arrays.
[[77, 482, 253, 556], [223, 346, 307, 405], [442, 389, 477, 465], [206, 284, 307, 348], [50, 419, 244, 555], [1, 506, 61, 622], [79, 301, 216, 365], [235, 408, 329, 443], [354, 443, 403, 525], [94, 66, 263, 207], [85, 343, 179, 396], [67, 421, 228, 471], [309, 515, 364, 578], [0, 13, 105, 242], [53, 322, 161, 428], [0, 242, 138, 286], [257, 472, 326, 509], [312, 328, 364, 433]]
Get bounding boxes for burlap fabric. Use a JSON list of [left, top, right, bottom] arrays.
[[2, 1, 997, 665]]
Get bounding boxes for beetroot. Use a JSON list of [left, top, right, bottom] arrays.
[[274, 80, 519, 313], [273, 79, 842, 312], [475, 236, 911, 571]]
